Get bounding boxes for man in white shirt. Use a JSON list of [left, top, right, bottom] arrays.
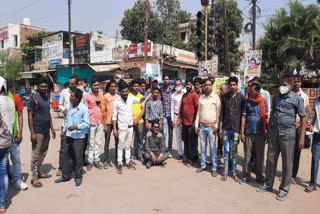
[[56, 75, 78, 176], [171, 79, 185, 160], [112, 80, 144, 174]]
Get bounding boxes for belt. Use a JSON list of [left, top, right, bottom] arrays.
[[200, 122, 216, 127], [128, 125, 133, 128], [174, 112, 179, 115]]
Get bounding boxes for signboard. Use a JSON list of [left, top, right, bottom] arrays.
[[42, 33, 63, 61], [198, 56, 218, 76], [73, 34, 90, 64], [49, 59, 62, 69], [244, 50, 262, 80], [145, 63, 160, 78], [128, 42, 152, 58], [0, 28, 8, 40]]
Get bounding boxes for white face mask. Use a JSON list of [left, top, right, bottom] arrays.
[[175, 86, 182, 92], [279, 86, 290, 95]]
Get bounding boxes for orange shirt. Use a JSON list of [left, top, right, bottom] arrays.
[[104, 93, 119, 124]]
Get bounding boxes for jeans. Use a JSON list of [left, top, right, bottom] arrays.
[[104, 124, 119, 163], [88, 124, 104, 164], [222, 130, 239, 175], [264, 134, 295, 195], [9, 139, 23, 185], [0, 148, 9, 209], [133, 123, 144, 157], [61, 137, 85, 180], [199, 125, 218, 171], [310, 134, 320, 187], [118, 128, 134, 165], [31, 132, 50, 180], [163, 116, 173, 152]]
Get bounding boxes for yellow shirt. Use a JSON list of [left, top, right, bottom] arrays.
[[129, 92, 144, 123]]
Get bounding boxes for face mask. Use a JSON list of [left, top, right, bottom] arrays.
[[175, 86, 182, 92], [279, 86, 290, 95]]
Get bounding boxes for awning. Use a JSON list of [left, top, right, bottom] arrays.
[[19, 69, 55, 79], [163, 61, 197, 70], [89, 64, 120, 72]]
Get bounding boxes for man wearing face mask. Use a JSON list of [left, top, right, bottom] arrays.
[[171, 79, 185, 160], [257, 75, 306, 202]]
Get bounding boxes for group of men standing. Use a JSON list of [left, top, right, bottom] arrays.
[[0, 72, 320, 213]]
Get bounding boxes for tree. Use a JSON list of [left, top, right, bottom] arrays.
[[21, 31, 48, 68], [120, 0, 190, 45], [0, 51, 23, 81], [259, 1, 320, 77]]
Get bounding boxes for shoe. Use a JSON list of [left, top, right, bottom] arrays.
[[103, 161, 109, 169], [93, 161, 103, 170], [55, 177, 68, 184], [256, 185, 272, 193], [138, 155, 144, 163], [117, 164, 123, 174], [196, 167, 206, 173], [146, 160, 153, 169], [16, 181, 28, 191], [211, 170, 218, 177], [75, 178, 82, 187], [276, 193, 287, 201], [177, 155, 183, 160], [168, 152, 172, 158], [56, 169, 62, 177], [305, 185, 317, 193], [126, 161, 136, 170], [87, 164, 93, 171], [239, 178, 249, 185]]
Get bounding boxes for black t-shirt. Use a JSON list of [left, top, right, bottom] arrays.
[[27, 94, 51, 133]]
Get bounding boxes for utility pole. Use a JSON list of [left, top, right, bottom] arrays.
[[223, 0, 230, 76], [144, 0, 149, 66], [211, 0, 216, 54], [204, 5, 208, 60], [68, 0, 72, 64], [252, 0, 257, 50]]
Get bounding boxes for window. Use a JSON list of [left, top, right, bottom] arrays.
[[0, 40, 4, 49], [95, 46, 103, 51], [180, 32, 186, 41], [13, 35, 18, 47]]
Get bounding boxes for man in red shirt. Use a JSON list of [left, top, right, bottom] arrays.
[[178, 78, 199, 166]]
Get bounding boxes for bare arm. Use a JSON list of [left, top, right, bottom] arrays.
[[16, 110, 23, 143]]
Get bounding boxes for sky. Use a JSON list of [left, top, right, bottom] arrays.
[[0, 0, 318, 41]]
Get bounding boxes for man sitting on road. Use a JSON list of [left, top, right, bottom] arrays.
[[144, 120, 168, 169]]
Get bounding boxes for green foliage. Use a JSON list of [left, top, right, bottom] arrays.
[[120, 0, 190, 45], [0, 56, 23, 81], [21, 31, 48, 65], [259, 0, 320, 77]]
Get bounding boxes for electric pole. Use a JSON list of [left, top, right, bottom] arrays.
[[211, 0, 216, 54], [68, 0, 72, 64], [223, 0, 230, 76], [144, 0, 149, 66], [252, 0, 257, 50]]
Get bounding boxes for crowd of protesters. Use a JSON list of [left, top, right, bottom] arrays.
[[0, 73, 319, 212]]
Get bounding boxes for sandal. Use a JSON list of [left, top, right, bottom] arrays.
[[233, 174, 240, 182], [31, 179, 43, 188], [305, 186, 317, 193], [221, 174, 227, 181], [0, 208, 7, 213], [39, 173, 52, 179]]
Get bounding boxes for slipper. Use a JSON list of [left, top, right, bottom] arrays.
[[31, 179, 43, 188], [305, 186, 317, 193], [39, 173, 52, 179], [221, 174, 227, 181], [233, 174, 240, 182]]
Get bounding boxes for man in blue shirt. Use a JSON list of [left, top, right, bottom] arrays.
[[240, 83, 268, 185], [257, 75, 306, 201], [55, 88, 90, 187]]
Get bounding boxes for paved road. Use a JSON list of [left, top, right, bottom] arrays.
[[6, 110, 319, 214]]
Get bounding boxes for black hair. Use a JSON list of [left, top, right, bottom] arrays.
[[0, 86, 5, 94], [151, 119, 160, 127], [105, 79, 117, 92], [293, 74, 302, 81], [37, 77, 48, 85], [185, 78, 193, 84], [163, 74, 171, 80], [152, 87, 160, 93], [249, 82, 261, 93], [249, 58, 257, 64], [91, 78, 99, 85], [228, 76, 238, 85], [204, 78, 213, 85], [83, 79, 88, 84], [70, 74, 77, 80], [193, 77, 203, 84], [139, 78, 146, 85], [118, 79, 128, 91], [73, 88, 83, 102], [281, 74, 294, 86], [174, 78, 182, 85], [152, 80, 158, 84], [252, 76, 263, 84], [131, 78, 140, 86]]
